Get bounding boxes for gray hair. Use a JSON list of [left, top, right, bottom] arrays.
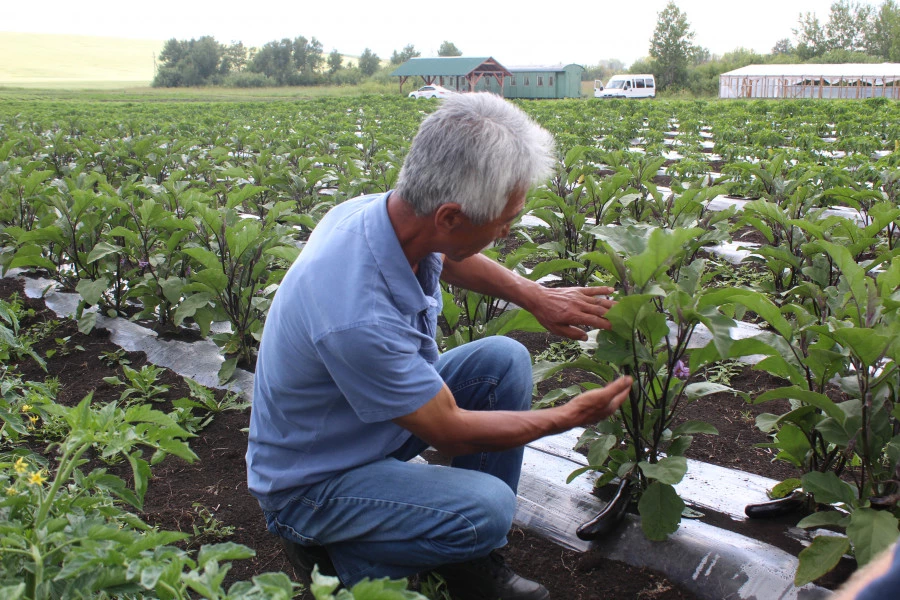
[[395, 92, 556, 225]]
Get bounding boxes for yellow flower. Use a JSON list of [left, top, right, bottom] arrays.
[[5, 486, 16, 496], [13, 457, 27, 474], [28, 471, 47, 486], [29, 416, 39, 425], [21, 404, 32, 413]]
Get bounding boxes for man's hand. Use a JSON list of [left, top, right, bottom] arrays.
[[528, 286, 617, 341], [563, 376, 632, 427], [439, 254, 617, 341]]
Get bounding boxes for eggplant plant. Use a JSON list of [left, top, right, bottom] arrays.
[[524, 146, 629, 286], [438, 246, 544, 351], [0, 295, 45, 372], [102, 187, 195, 329], [715, 240, 900, 585], [539, 225, 757, 540], [599, 151, 667, 224], [0, 161, 54, 231], [721, 152, 815, 205], [183, 201, 300, 382], [735, 192, 833, 298]]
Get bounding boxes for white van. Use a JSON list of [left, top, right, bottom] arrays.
[[594, 74, 656, 99]]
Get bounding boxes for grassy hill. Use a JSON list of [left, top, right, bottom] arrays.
[[0, 32, 164, 88]]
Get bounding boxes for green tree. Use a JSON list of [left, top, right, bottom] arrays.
[[250, 38, 294, 84], [649, 1, 696, 90], [358, 48, 381, 76], [691, 46, 711, 65], [293, 36, 324, 76], [825, 0, 871, 53], [190, 36, 225, 81], [865, 0, 900, 60], [248, 36, 323, 85], [152, 36, 227, 87], [158, 38, 189, 68], [327, 49, 343, 74], [438, 41, 462, 57], [683, 47, 764, 96], [583, 58, 625, 83], [772, 38, 796, 55], [390, 44, 421, 65], [818, 48, 881, 63], [794, 11, 828, 59], [224, 41, 249, 72]]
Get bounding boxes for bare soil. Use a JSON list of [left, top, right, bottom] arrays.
[[1, 275, 852, 599]]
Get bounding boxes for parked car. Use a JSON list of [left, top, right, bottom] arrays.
[[594, 74, 656, 99], [408, 85, 455, 99]]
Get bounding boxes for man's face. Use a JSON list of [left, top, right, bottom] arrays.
[[446, 190, 526, 262]]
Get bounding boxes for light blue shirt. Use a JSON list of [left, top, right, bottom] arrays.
[[246, 191, 445, 511]]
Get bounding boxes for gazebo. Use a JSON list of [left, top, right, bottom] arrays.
[[719, 63, 900, 100], [390, 57, 512, 94]]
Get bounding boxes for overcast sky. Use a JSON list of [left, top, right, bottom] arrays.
[[6, 0, 843, 67]]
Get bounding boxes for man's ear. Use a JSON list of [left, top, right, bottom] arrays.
[[434, 203, 467, 232]]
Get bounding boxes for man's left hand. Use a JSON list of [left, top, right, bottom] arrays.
[[529, 286, 616, 341]]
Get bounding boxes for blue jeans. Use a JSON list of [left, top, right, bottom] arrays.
[[263, 336, 532, 585]]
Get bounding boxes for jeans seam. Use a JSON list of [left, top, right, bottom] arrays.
[[449, 375, 499, 397], [327, 496, 478, 531], [450, 378, 500, 474]]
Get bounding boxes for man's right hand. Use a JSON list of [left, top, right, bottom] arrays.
[[563, 376, 633, 427]]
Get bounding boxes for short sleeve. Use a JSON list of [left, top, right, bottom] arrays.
[[857, 541, 900, 600], [316, 323, 444, 423]]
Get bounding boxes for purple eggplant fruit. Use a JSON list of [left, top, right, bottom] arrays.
[[744, 491, 807, 519], [576, 478, 633, 541]]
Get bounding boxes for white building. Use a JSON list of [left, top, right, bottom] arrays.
[[719, 63, 900, 100]]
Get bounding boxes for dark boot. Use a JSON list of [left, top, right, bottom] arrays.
[[434, 550, 550, 600], [279, 537, 337, 578]]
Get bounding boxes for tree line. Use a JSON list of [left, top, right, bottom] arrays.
[[153, 0, 900, 95], [615, 0, 900, 96], [152, 37, 461, 88]]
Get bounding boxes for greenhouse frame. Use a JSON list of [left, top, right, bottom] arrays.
[[719, 63, 900, 100]]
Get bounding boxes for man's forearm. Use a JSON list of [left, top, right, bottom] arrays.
[[441, 254, 543, 313], [394, 379, 632, 458]]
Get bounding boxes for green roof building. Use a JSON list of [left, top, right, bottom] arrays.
[[391, 57, 584, 99], [391, 57, 511, 93], [479, 64, 584, 99]]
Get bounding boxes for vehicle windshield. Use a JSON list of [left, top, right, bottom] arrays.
[[606, 79, 626, 89]]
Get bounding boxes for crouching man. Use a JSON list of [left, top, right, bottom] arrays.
[[246, 92, 632, 600]]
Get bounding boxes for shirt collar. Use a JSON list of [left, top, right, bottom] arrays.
[[364, 191, 441, 315]]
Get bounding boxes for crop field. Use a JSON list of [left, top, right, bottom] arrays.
[[2, 95, 900, 597]]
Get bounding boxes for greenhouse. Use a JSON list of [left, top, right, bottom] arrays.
[[719, 63, 900, 100]]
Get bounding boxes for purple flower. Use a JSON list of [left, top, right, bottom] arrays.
[[138, 260, 149, 269], [673, 359, 690, 380]]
